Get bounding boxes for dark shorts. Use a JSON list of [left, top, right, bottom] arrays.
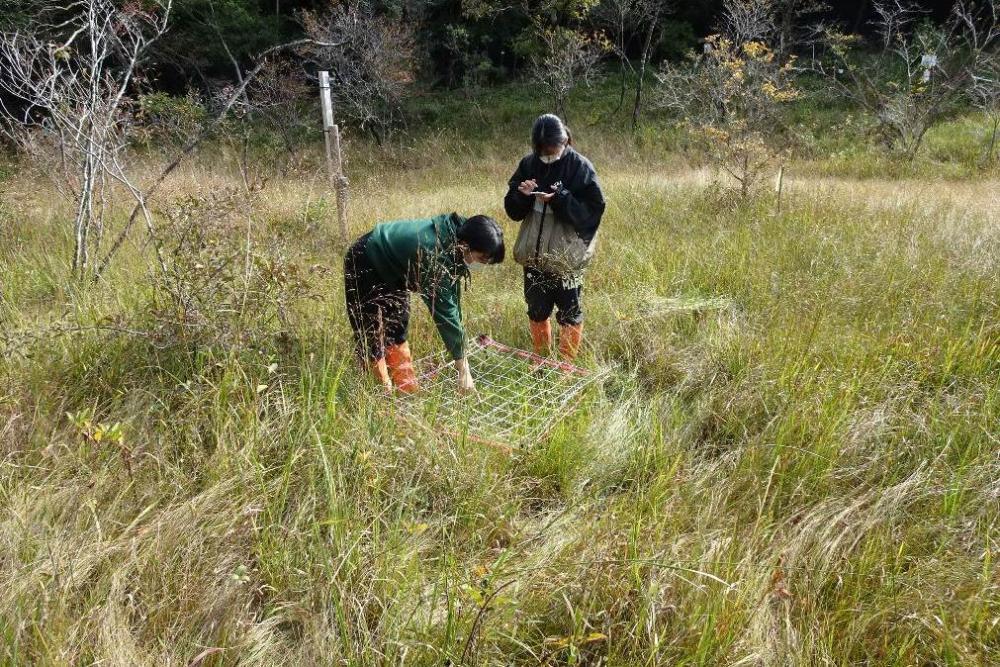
[[344, 233, 410, 360], [523, 267, 583, 326]]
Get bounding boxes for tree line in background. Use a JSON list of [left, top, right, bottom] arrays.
[[0, 0, 907, 89], [0, 0, 997, 280], [2, 1, 991, 141]]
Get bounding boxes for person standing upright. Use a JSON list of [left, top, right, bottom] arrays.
[[503, 114, 606, 360]]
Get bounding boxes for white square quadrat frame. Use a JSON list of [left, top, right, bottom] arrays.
[[394, 335, 607, 453]]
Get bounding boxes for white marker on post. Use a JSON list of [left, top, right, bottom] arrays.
[[921, 54, 938, 83], [319, 70, 348, 240]]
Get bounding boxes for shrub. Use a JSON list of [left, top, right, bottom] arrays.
[[140, 187, 316, 352], [655, 34, 800, 199], [812, 1, 999, 160], [137, 92, 209, 146], [530, 26, 611, 123]]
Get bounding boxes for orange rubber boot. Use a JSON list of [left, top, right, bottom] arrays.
[[558, 323, 583, 361], [529, 319, 553, 356], [370, 357, 392, 391], [385, 342, 419, 394]]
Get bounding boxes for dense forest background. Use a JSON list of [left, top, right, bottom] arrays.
[[0, 0, 958, 93]]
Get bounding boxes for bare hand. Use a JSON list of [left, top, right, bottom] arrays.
[[458, 373, 476, 394], [535, 190, 556, 204], [456, 358, 477, 394], [518, 179, 538, 196]]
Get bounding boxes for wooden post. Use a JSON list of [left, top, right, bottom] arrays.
[[319, 71, 348, 240], [775, 165, 785, 216]]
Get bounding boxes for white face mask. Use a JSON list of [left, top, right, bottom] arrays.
[[538, 146, 565, 164], [466, 261, 487, 272]]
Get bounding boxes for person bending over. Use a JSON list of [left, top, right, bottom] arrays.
[[344, 212, 505, 393], [503, 114, 606, 361]]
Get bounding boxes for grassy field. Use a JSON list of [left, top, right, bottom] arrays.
[[1, 93, 999, 665]]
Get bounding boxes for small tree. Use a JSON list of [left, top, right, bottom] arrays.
[[593, 0, 672, 126], [531, 26, 609, 123], [774, 0, 828, 59], [594, 0, 644, 112], [655, 1, 799, 199], [630, 0, 670, 128], [299, 2, 417, 144], [0, 0, 173, 278], [812, 0, 999, 159]]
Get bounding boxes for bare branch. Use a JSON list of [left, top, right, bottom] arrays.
[[94, 36, 342, 278], [810, 0, 997, 159], [0, 0, 173, 277], [298, 3, 414, 144], [655, 0, 798, 199], [531, 26, 609, 123]]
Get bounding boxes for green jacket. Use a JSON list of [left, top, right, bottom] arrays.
[[365, 212, 469, 359]]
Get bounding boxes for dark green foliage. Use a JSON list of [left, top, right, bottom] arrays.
[[0, 0, 49, 29], [653, 19, 699, 62], [0, 0, 960, 94], [153, 0, 289, 86]]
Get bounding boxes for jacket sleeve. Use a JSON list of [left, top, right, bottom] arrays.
[[421, 273, 466, 360], [504, 158, 533, 222], [550, 160, 606, 242]]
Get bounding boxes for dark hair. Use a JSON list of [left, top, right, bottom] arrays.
[[457, 215, 505, 264], [531, 113, 572, 152]]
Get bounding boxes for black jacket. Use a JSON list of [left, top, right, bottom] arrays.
[[503, 147, 606, 244]]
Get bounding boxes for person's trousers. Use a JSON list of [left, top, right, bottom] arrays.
[[344, 233, 410, 360], [523, 267, 583, 326]]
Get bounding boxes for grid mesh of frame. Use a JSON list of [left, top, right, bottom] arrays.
[[395, 336, 604, 450]]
